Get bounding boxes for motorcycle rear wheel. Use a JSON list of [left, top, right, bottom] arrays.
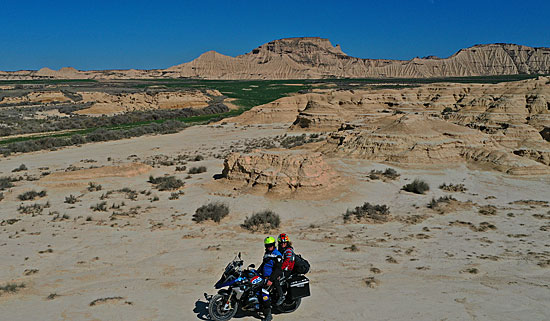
[[208, 294, 238, 321], [275, 297, 301, 313]]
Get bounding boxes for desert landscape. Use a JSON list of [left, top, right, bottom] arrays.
[[1, 36, 550, 321]]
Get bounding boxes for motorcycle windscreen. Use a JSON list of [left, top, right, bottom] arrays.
[[215, 273, 237, 289]]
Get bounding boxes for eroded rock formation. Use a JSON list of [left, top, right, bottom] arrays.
[[221, 150, 340, 193], [319, 114, 550, 175]]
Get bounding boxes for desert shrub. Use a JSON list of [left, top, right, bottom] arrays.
[[150, 195, 159, 202], [439, 183, 467, 192], [402, 179, 430, 194], [169, 191, 183, 200], [12, 164, 28, 172], [369, 168, 400, 180], [343, 202, 391, 223], [280, 134, 307, 148], [427, 195, 456, 209], [442, 107, 454, 114], [87, 182, 102, 192], [188, 166, 207, 174], [191, 155, 204, 161], [0, 177, 15, 190], [241, 210, 281, 232], [148, 175, 184, 191], [119, 188, 138, 200], [0, 192, 3, 201], [91, 201, 108, 212], [17, 190, 47, 201], [17, 202, 49, 215], [175, 166, 187, 172], [0, 282, 25, 294], [192, 202, 229, 223], [479, 205, 497, 216]]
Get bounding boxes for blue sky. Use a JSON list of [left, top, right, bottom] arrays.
[[1, 0, 549, 71]]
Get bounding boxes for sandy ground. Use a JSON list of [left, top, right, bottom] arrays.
[[1, 124, 549, 321]]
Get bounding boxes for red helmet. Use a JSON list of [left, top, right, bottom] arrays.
[[277, 233, 290, 243]]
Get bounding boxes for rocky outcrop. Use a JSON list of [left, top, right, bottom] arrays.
[[2, 38, 550, 80], [233, 76, 550, 132], [319, 114, 550, 175], [221, 150, 340, 193]]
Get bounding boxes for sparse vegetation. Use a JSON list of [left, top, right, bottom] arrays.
[[18, 202, 49, 215], [12, 164, 28, 172], [191, 155, 204, 161], [0, 282, 25, 295], [241, 210, 281, 232], [64, 194, 79, 204], [343, 202, 391, 223], [87, 182, 102, 192], [46, 293, 59, 300], [192, 202, 229, 223], [148, 175, 184, 191], [402, 179, 430, 194], [91, 201, 108, 212], [439, 183, 467, 192], [169, 191, 184, 200], [17, 190, 47, 201], [427, 196, 457, 209], [0, 176, 15, 190], [368, 168, 400, 180], [188, 166, 207, 174], [479, 205, 497, 216]]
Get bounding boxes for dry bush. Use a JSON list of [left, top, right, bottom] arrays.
[[343, 202, 391, 223], [18, 202, 50, 215], [0, 282, 25, 294], [11, 164, 27, 172], [0, 177, 15, 191], [64, 194, 79, 204], [17, 190, 47, 201], [241, 210, 281, 232], [479, 205, 497, 216], [148, 175, 184, 191], [369, 168, 400, 180], [192, 202, 229, 223], [427, 196, 457, 209], [188, 166, 207, 174], [439, 183, 467, 192], [87, 182, 102, 192], [91, 201, 108, 212], [402, 179, 430, 194]]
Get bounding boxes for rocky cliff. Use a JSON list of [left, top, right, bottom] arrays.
[[2, 37, 549, 80]]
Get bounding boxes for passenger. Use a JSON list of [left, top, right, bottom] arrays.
[[277, 233, 295, 277]]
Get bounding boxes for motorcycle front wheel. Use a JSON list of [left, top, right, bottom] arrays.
[[208, 293, 239, 321], [275, 297, 301, 313]]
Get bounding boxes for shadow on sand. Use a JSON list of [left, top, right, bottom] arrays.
[[194, 299, 260, 320]]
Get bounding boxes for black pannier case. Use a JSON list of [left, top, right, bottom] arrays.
[[288, 275, 310, 299]]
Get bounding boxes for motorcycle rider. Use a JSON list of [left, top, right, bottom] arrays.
[[258, 236, 284, 321], [277, 233, 295, 277]]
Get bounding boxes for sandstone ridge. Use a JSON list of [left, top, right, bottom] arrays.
[[2, 38, 550, 80]]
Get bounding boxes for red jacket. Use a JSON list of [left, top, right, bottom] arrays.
[[280, 246, 295, 272]]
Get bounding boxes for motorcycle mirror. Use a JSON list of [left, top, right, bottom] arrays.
[[248, 264, 255, 269]]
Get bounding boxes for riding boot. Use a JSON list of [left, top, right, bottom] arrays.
[[262, 307, 272, 321], [275, 282, 284, 306]]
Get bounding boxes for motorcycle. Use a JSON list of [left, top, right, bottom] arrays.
[[205, 253, 310, 321]]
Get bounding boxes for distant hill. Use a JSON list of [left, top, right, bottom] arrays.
[[1, 37, 549, 80]]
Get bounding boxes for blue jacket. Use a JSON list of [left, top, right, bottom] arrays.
[[261, 249, 283, 278]]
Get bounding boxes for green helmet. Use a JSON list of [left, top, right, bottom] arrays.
[[264, 236, 276, 248]]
